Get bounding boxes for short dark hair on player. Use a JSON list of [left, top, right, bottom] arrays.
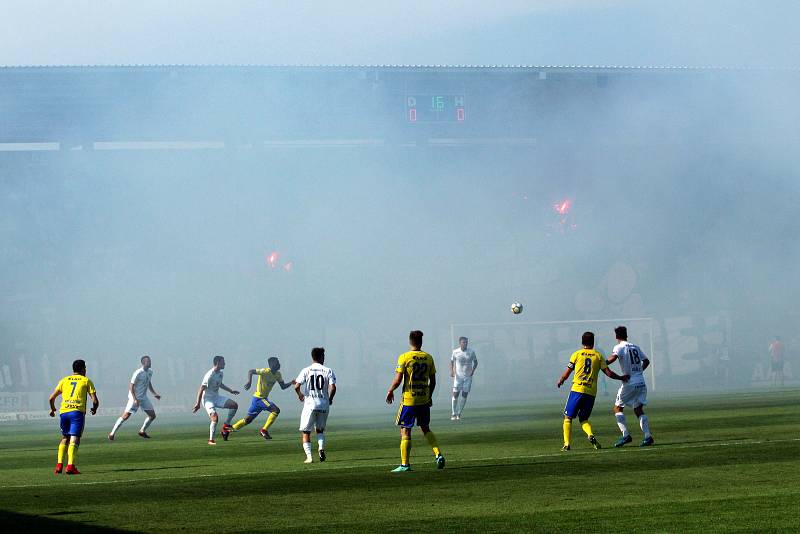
[[409, 330, 423, 349], [311, 347, 325, 363], [459, 336, 468, 343], [582, 332, 595, 348], [141, 355, 150, 364], [213, 355, 224, 366], [72, 359, 86, 373], [615, 326, 628, 340], [268, 356, 279, 367]]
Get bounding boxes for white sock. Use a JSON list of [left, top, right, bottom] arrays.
[[451, 397, 458, 416], [110, 417, 125, 436], [615, 413, 629, 437], [303, 442, 312, 458], [639, 415, 651, 439], [209, 421, 217, 441], [140, 416, 153, 433], [317, 433, 325, 451], [225, 408, 236, 425], [458, 395, 468, 416]]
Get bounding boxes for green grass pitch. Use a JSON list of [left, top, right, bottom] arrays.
[[1, 390, 799, 532]]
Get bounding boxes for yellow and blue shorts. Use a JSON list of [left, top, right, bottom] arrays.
[[247, 397, 276, 417], [59, 411, 85, 437], [396, 404, 430, 429], [563, 391, 596, 421]]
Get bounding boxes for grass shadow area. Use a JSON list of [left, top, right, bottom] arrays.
[[0, 509, 128, 533]]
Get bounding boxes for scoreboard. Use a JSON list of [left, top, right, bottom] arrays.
[[406, 93, 466, 123]]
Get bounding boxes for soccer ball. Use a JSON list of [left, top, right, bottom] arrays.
[[511, 302, 523, 314]]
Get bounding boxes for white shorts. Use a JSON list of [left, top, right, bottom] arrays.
[[299, 406, 329, 432], [453, 375, 473, 393], [124, 396, 154, 414], [615, 383, 648, 408], [203, 395, 231, 415]]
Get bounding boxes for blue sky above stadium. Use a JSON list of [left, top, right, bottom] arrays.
[[1, 0, 798, 67]]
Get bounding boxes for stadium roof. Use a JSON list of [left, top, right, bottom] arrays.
[[2, 62, 796, 147], [1, 64, 798, 72]]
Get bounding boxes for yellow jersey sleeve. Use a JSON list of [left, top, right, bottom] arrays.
[[429, 357, 436, 375], [567, 350, 579, 370], [87, 379, 96, 395], [395, 354, 408, 374]]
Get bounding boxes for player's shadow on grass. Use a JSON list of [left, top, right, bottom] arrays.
[[103, 465, 195, 473], [0, 509, 124, 532]]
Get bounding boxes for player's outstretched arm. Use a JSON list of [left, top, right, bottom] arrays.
[[192, 385, 206, 413], [293, 381, 304, 402], [48, 386, 61, 417], [606, 354, 619, 365], [557, 367, 573, 388], [243, 369, 256, 391], [90, 392, 100, 415], [221, 383, 240, 395], [148, 381, 161, 400], [602, 368, 629, 382], [386, 372, 403, 404], [279, 379, 293, 390]]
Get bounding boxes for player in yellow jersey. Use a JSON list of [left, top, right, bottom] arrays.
[[556, 332, 628, 451], [48, 359, 99, 475], [386, 330, 445, 472], [231, 356, 293, 439]]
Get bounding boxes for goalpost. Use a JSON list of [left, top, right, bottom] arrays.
[[449, 317, 657, 391]]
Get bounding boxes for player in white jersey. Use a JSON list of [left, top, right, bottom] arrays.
[[192, 355, 240, 445], [108, 355, 161, 440], [450, 336, 478, 420], [294, 347, 337, 463], [607, 326, 654, 447]]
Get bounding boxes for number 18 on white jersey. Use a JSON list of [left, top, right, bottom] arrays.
[[612, 341, 648, 386]]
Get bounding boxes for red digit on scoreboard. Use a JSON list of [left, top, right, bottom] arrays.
[[409, 108, 417, 122]]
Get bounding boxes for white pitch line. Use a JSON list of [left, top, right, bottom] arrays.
[[1, 437, 798, 490]]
